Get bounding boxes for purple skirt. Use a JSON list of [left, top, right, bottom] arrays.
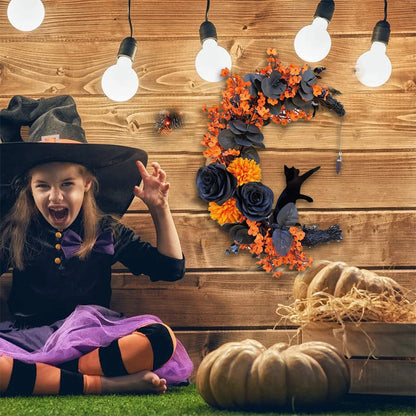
[[0, 305, 193, 386]]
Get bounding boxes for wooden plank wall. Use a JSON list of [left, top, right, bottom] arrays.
[[0, 0, 415, 379]]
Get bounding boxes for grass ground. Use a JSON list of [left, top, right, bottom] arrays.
[[0, 383, 415, 416]]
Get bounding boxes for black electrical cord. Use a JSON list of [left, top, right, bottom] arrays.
[[205, 0, 210, 22], [383, 0, 388, 21], [128, 0, 133, 38]]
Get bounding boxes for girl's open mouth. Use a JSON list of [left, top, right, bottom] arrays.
[[49, 207, 69, 223]]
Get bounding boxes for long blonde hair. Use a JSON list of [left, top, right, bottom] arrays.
[[0, 164, 103, 270]]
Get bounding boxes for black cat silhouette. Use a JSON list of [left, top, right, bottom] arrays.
[[273, 165, 320, 220]]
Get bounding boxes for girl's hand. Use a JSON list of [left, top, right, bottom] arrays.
[[134, 161, 170, 209]]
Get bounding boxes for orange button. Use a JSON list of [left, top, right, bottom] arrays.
[[55, 232, 62, 239], [55, 244, 61, 250], [54, 257, 61, 265]]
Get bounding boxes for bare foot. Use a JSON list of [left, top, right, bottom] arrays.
[[100, 370, 167, 395]]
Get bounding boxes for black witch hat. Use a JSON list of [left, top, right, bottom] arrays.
[[0, 95, 147, 217]]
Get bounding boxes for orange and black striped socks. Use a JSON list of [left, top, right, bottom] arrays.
[[0, 355, 101, 396], [61, 322, 177, 376], [0, 322, 176, 396]]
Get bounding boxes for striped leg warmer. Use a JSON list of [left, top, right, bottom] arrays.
[[60, 322, 176, 377], [0, 355, 101, 396]]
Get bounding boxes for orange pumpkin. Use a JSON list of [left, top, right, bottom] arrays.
[[196, 339, 350, 410]]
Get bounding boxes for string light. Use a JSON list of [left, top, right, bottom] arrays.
[[4, 0, 394, 90], [195, 0, 232, 82], [294, 0, 335, 63], [355, 0, 391, 87], [101, 0, 139, 102], [7, 0, 45, 32]]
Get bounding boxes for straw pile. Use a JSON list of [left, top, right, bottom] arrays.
[[277, 260, 416, 325], [277, 286, 416, 326]]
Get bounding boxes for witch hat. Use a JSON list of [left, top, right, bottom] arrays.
[[0, 95, 147, 217]]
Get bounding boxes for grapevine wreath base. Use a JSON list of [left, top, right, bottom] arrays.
[[196, 49, 345, 277]]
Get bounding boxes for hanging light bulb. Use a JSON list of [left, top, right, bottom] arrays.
[[102, 37, 139, 102], [7, 0, 45, 32], [101, 0, 139, 102], [294, 0, 335, 63], [195, 0, 232, 82], [355, 1, 391, 87]]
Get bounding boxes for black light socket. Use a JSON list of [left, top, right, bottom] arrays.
[[314, 0, 335, 22], [199, 20, 217, 43], [371, 20, 391, 45], [117, 37, 137, 61]]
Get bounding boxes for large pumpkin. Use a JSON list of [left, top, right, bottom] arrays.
[[196, 339, 350, 410], [293, 260, 404, 301]]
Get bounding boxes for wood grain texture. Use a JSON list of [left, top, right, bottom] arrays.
[[0, 95, 414, 151], [124, 152, 416, 211], [118, 211, 416, 269], [0, 0, 414, 40], [1, 270, 414, 326], [0, 0, 414, 358], [0, 37, 414, 96], [109, 269, 416, 327]]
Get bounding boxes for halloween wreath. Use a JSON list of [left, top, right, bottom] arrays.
[[196, 49, 345, 277]]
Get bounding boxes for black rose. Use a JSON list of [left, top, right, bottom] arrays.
[[196, 164, 237, 205], [235, 182, 274, 221]]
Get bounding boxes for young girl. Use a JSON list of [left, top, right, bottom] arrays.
[[0, 95, 193, 396]]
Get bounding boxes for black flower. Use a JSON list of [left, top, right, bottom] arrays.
[[261, 70, 286, 99], [285, 94, 313, 111], [235, 182, 274, 221], [196, 164, 237, 205], [276, 202, 298, 226], [229, 119, 265, 148], [298, 67, 316, 101], [243, 73, 265, 97], [272, 227, 294, 257], [282, 68, 317, 112], [222, 222, 255, 244], [267, 101, 282, 116], [218, 128, 240, 150]]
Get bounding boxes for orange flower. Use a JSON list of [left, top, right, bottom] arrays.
[[257, 92, 266, 106], [240, 90, 251, 101], [267, 47, 277, 56], [289, 111, 300, 121], [250, 234, 265, 255], [203, 144, 222, 160], [257, 106, 270, 118], [246, 219, 260, 236], [240, 101, 250, 112], [312, 85, 323, 96], [221, 68, 230, 78], [208, 198, 244, 225], [227, 157, 262, 186], [223, 148, 240, 158]]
